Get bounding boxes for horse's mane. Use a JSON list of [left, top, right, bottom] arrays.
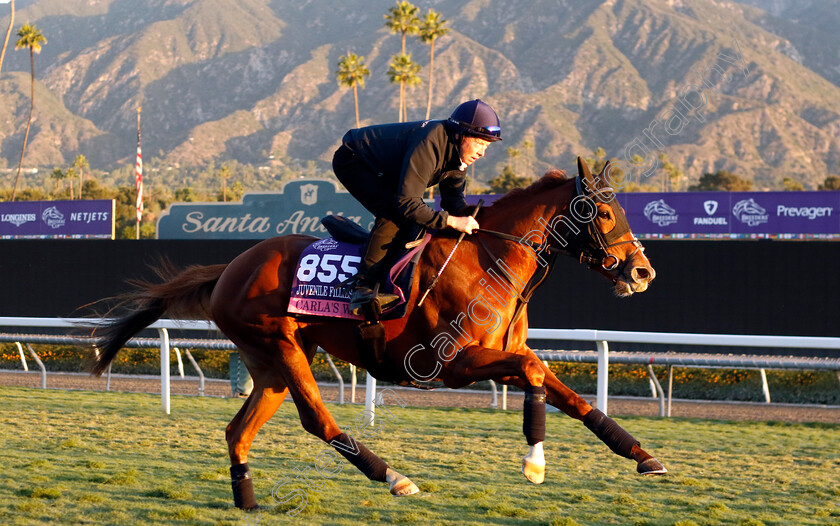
[[488, 169, 571, 210]]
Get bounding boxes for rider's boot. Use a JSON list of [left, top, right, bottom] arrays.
[[350, 218, 402, 316], [350, 276, 399, 317]]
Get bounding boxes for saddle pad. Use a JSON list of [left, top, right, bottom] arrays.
[[287, 234, 431, 320], [287, 238, 364, 320]]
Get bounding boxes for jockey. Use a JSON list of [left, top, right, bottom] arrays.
[[333, 99, 502, 315]]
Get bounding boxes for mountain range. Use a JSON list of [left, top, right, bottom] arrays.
[[1, 0, 839, 191]]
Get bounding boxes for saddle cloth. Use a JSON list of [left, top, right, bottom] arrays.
[[287, 216, 429, 320]]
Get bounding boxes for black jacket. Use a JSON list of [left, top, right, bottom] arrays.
[[341, 120, 468, 229]]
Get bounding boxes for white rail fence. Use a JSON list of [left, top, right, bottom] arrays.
[[1, 318, 839, 417]]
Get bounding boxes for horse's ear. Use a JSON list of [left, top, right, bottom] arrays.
[[577, 156, 594, 189], [597, 160, 611, 185]]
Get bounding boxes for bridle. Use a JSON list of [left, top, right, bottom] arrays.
[[571, 177, 645, 273], [476, 176, 646, 276]]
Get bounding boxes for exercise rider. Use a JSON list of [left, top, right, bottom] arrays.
[[332, 99, 502, 315]]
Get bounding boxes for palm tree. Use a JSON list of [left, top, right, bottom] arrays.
[[50, 167, 66, 198], [0, 0, 14, 75], [658, 153, 683, 192], [384, 1, 419, 122], [507, 147, 521, 175], [336, 52, 371, 129], [65, 167, 76, 200], [418, 9, 448, 120], [218, 164, 231, 202], [73, 154, 89, 199], [522, 139, 534, 155], [387, 53, 421, 122], [12, 22, 46, 201], [384, 1, 419, 55]]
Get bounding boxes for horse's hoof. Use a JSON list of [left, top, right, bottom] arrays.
[[389, 475, 420, 496], [637, 457, 667, 475], [521, 458, 545, 484]]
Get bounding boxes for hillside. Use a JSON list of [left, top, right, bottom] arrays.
[[1, 0, 839, 190]]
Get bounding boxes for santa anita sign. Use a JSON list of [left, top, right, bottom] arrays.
[[157, 180, 375, 240]]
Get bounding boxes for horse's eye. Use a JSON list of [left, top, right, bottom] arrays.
[[598, 211, 611, 219]]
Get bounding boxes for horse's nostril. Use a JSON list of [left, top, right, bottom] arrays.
[[632, 267, 651, 281]]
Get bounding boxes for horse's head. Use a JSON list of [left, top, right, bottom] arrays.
[[571, 157, 655, 296]]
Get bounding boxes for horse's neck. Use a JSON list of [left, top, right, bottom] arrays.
[[482, 190, 569, 241], [473, 193, 569, 290]]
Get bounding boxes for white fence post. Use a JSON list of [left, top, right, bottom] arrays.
[[760, 369, 771, 403], [16, 342, 28, 371], [596, 340, 609, 415], [350, 364, 357, 403], [364, 373, 376, 426], [25, 343, 47, 389], [158, 328, 171, 415]]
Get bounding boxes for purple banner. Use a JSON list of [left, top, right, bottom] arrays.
[[0, 200, 115, 239], [453, 191, 840, 239], [621, 191, 840, 239]]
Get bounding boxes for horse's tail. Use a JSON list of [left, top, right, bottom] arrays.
[[90, 263, 228, 376]]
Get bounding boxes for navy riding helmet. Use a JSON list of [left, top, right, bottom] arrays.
[[448, 99, 502, 142]]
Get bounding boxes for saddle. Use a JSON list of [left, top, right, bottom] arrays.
[[320, 214, 369, 245]]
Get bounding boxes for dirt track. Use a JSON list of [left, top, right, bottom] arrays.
[[2, 371, 838, 424]]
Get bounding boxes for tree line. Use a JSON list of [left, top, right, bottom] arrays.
[[3, 0, 839, 236]]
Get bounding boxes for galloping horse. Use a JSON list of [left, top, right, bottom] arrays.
[[88, 157, 665, 510]]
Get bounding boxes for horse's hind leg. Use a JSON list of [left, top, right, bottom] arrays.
[[279, 343, 419, 497], [225, 364, 289, 510]]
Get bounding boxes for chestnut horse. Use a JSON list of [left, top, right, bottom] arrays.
[[88, 157, 665, 510]]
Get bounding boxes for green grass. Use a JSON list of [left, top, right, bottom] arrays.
[[0, 387, 838, 525]]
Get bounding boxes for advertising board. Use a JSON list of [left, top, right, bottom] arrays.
[[0, 200, 115, 239]]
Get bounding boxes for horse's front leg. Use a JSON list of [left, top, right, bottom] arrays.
[[440, 345, 549, 483], [502, 348, 667, 476]]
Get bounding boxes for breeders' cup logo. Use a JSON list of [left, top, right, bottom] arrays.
[[300, 184, 318, 206], [311, 238, 339, 252], [643, 199, 678, 227], [703, 200, 718, 215], [733, 198, 768, 227], [42, 206, 66, 229]]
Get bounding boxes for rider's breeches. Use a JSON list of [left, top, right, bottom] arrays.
[[360, 218, 400, 283]]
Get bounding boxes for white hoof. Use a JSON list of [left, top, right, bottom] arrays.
[[386, 468, 420, 496], [521, 442, 546, 484], [521, 458, 545, 484]]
